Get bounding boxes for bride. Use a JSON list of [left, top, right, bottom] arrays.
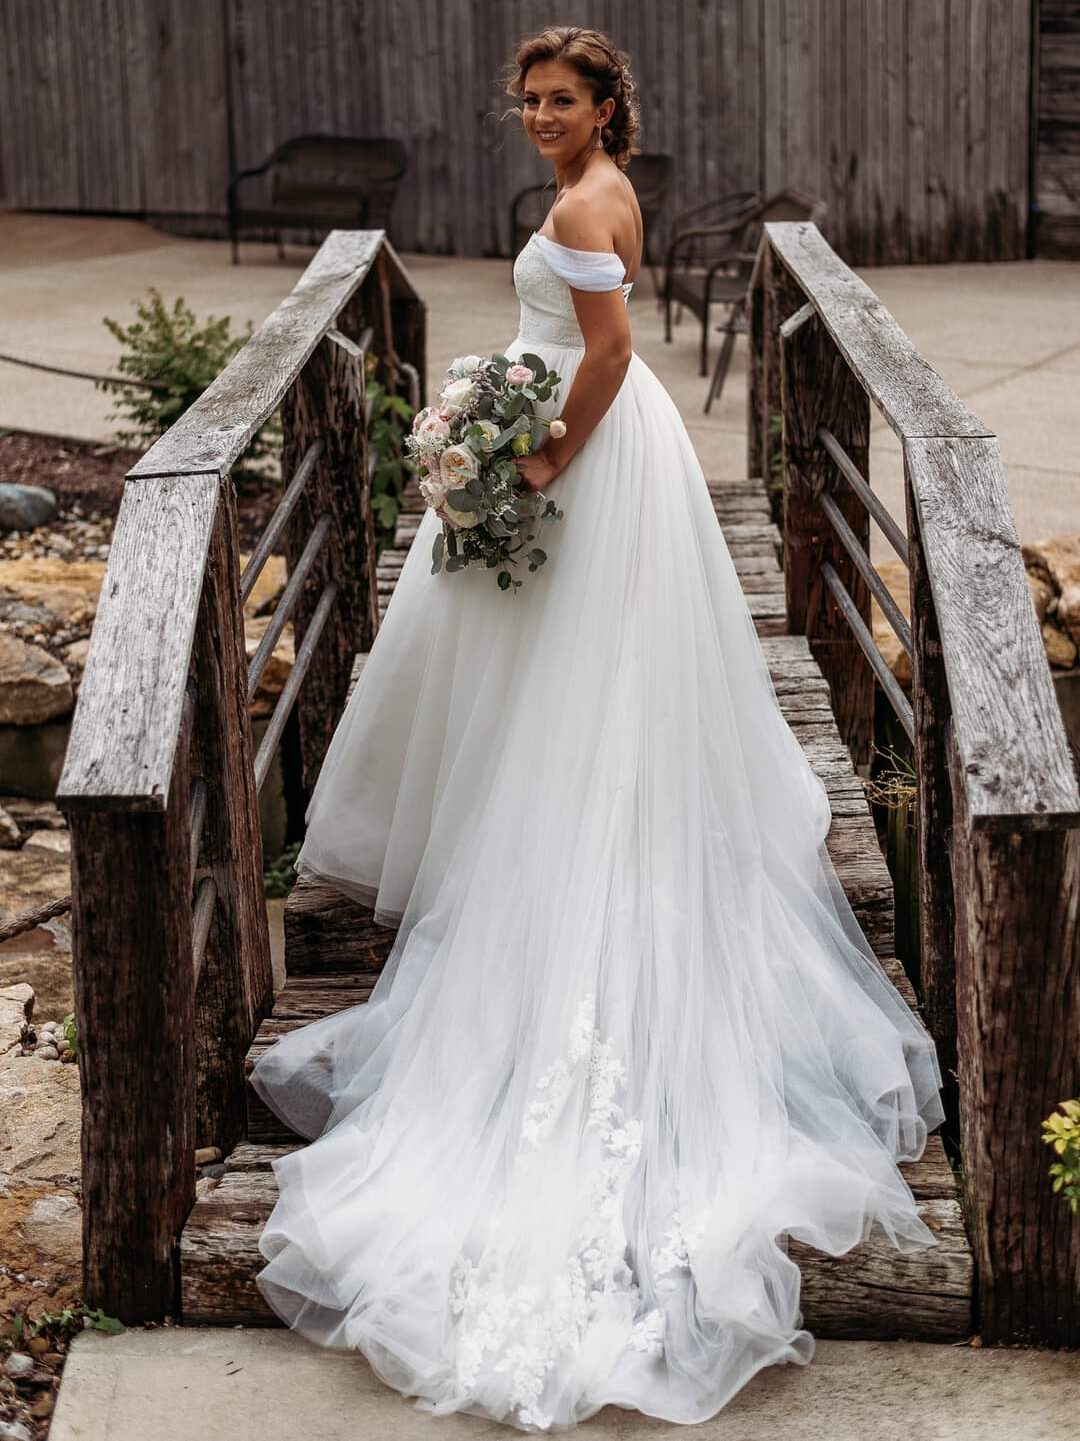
[[250, 24, 944, 1433]]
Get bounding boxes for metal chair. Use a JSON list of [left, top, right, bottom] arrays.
[[703, 190, 827, 413], [661, 190, 763, 373], [228, 135, 408, 264]]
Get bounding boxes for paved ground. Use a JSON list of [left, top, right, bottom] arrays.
[[50, 1328, 1073, 1441], [1, 212, 1077, 565]]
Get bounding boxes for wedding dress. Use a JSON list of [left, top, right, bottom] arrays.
[[249, 228, 945, 1431]]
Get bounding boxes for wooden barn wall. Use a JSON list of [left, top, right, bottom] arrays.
[[0, 0, 1035, 266], [1035, 0, 1080, 257]]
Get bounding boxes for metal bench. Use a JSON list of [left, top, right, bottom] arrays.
[[228, 134, 408, 264]]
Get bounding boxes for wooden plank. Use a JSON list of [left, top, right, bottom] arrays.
[[765, 222, 992, 441], [56, 472, 219, 810], [283, 873, 397, 975], [66, 701, 196, 1323], [180, 1141, 970, 1335], [905, 437, 1080, 830], [128, 232, 386, 479], [950, 776, 1080, 1343]]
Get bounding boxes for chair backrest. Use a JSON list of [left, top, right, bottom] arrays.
[[269, 136, 408, 227], [736, 189, 827, 259]]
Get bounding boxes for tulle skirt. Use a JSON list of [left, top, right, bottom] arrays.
[[249, 337, 945, 1432]]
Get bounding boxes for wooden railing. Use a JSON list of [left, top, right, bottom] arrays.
[[750, 221, 1080, 1345], [54, 231, 425, 1323]]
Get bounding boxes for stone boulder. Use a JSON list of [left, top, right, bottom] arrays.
[[0, 633, 73, 724], [0, 484, 57, 532]]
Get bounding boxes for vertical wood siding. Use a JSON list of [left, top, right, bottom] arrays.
[[0, 0, 1035, 265], [1035, 0, 1080, 257]]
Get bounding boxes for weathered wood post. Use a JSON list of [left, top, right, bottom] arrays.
[[281, 330, 377, 789], [57, 472, 220, 1321], [777, 273, 874, 768], [907, 434, 1080, 1344], [189, 476, 275, 1154], [901, 453, 958, 1101]]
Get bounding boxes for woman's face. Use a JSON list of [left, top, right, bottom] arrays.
[[521, 59, 613, 161]]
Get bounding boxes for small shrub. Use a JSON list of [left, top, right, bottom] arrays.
[[364, 352, 415, 551], [1042, 1099, 1080, 1212], [264, 840, 302, 899], [4, 1303, 124, 1348], [96, 287, 280, 479], [61, 1010, 77, 1056]]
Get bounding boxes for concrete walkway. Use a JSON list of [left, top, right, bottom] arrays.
[[1, 213, 1077, 565], [50, 1328, 1073, 1441]]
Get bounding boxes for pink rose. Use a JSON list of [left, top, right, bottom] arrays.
[[505, 364, 534, 387]]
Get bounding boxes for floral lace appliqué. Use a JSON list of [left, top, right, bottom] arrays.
[[447, 994, 663, 1430]]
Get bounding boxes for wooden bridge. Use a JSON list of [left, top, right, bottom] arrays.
[[55, 224, 1080, 1348]]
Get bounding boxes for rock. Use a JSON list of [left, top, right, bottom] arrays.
[[201, 1162, 227, 1179], [0, 983, 35, 1039], [1057, 583, 1080, 646], [0, 634, 73, 725], [0, 803, 21, 848], [870, 559, 913, 687], [0, 484, 57, 532], [240, 552, 287, 617], [1042, 620, 1077, 669], [245, 615, 295, 715], [22, 829, 70, 855], [1028, 573, 1054, 625], [0, 1420, 33, 1441], [37, 1045, 58, 1060], [30, 1393, 55, 1419], [194, 1145, 222, 1165], [3, 1353, 34, 1380], [1023, 534, 1080, 592], [0, 797, 65, 833], [62, 637, 91, 668], [0, 556, 104, 633], [0, 847, 73, 1018]]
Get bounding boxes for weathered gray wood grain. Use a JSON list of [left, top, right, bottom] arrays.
[[56, 472, 219, 809], [906, 436, 1080, 830], [766, 221, 993, 442], [128, 231, 386, 479]]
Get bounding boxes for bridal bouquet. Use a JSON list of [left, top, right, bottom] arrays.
[[405, 352, 567, 592]]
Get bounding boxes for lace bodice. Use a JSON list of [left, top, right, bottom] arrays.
[[513, 231, 634, 348]]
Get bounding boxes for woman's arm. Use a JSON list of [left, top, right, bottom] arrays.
[[515, 200, 633, 492]]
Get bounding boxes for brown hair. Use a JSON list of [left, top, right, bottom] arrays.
[[501, 26, 641, 171]]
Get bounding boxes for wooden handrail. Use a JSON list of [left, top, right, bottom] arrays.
[[752, 220, 1080, 1346], [53, 230, 426, 1324]]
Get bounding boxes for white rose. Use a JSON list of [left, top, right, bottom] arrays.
[[439, 443, 480, 489], [549, 418, 567, 439], [439, 376, 479, 416], [474, 420, 500, 448], [441, 501, 481, 530], [418, 471, 450, 509], [459, 354, 485, 374]]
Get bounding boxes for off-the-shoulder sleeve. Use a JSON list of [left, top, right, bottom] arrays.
[[533, 234, 627, 291]]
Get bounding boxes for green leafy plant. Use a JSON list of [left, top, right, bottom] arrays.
[[96, 287, 280, 479], [263, 840, 302, 899], [61, 1010, 77, 1056], [764, 410, 785, 525], [3, 1303, 124, 1348], [364, 353, 415, 551], [1042, 1099, 1080, 1212]]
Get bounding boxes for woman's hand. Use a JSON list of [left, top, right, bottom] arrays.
[[514, 446, 562, 493]]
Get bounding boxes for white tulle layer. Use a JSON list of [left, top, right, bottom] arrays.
[[249, 336, 945, 1433]]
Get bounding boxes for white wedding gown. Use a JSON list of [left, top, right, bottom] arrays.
[[250, 230, 945, 1432]]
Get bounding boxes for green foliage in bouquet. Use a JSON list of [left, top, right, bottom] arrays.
[[363, 351, 415, 552], [1042, 1098, 1080, 1212], [96, 287, 280, 478]]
